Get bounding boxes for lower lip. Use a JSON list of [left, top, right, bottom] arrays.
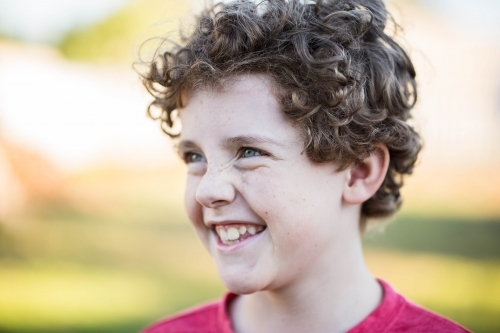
[[213, 229, 266, 253]]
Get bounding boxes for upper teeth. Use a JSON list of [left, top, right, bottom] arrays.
[[227, 227, 240, 240], [218, 229, 228, 241], [248, 226, 256, 235], [215, 224, 265, 244]]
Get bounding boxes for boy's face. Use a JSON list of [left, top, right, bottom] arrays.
[[179, 75, 352, 294]]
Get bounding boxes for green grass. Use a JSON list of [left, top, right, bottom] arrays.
[[363, 215, 500, 259], [0, 260, 223, 332]]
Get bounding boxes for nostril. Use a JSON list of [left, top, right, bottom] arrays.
[[211, 199, 227, 206]]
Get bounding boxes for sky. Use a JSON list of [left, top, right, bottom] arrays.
[[0, 0, 130, 44], [416, 0, 500, 43], [0, 0, 499, 45]]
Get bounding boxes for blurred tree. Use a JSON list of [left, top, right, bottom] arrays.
[[0, 139, 25, 222], [58, 0, 190, 63], [0, 135, 64, 222]]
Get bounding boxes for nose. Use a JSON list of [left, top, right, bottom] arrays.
[[195, 164, 236, 208]]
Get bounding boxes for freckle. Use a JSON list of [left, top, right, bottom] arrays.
[[265, 211, 268, 215]]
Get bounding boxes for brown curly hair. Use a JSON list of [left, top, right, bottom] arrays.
[[140, 0, 422, 227]]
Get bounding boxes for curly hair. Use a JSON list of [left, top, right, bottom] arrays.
[[140, 0, 422, 228]]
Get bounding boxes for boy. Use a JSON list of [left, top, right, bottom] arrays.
[[140, 0, 470, 332]]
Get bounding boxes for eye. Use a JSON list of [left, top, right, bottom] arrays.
[[239, 147, 265, 158], [183, 152, 205, 164]]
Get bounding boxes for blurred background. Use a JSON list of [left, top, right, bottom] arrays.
[[0, 0, 499, 332]]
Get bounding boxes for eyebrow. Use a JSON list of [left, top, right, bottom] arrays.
[[221, 135, 285, 149], [177, 135, 285, 154]]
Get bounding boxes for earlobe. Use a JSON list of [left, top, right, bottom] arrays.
[[343, 144, 389, 205]]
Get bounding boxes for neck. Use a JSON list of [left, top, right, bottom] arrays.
[[229, 212, 382, 333]]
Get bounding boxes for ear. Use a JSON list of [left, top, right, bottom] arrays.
[[343, 144, 390, 205]]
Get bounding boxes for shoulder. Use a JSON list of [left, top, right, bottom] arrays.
[[390, 300, 471, 333], [358, 280, 472, 333], [141, 301, 220, 333], [141, 293, 236, 333]]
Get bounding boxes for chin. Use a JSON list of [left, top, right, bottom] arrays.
[[216, 265, 272, 295], [221, 277, 263, 295]]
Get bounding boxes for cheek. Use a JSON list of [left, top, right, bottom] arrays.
[[184, 177, 204, 229], [242, 166, 343, 243], [241, 168, 310, 231]]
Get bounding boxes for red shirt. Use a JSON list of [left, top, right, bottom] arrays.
[[143, 280, 471, 333]]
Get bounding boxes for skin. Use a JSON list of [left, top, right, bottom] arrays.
[[178, 75, 389, 333]]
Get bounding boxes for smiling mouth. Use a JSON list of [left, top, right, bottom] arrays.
[[214, 224, 266, 245]]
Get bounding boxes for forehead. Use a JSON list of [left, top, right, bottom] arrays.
[[179, 75, 300, 143], [180, 74, 278, 112]]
